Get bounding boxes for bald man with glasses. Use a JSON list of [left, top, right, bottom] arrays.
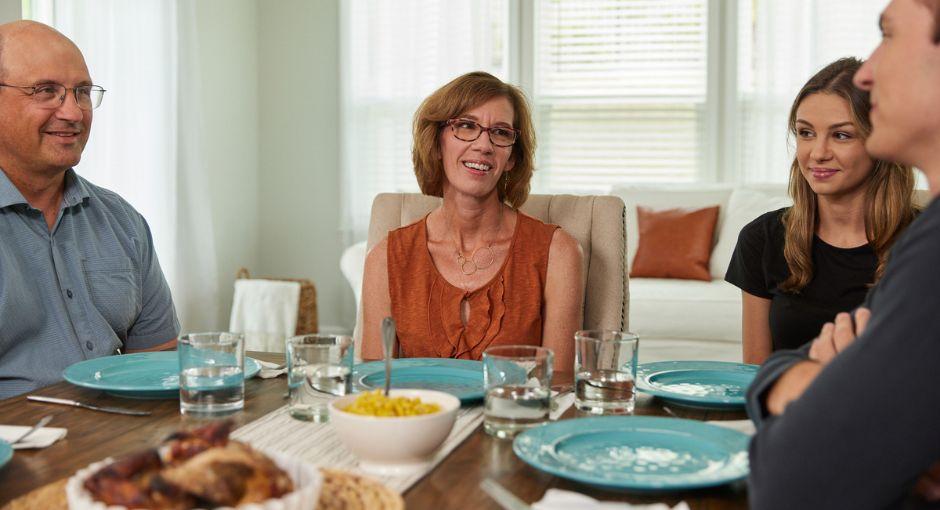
[[0, 21, 179, 399]]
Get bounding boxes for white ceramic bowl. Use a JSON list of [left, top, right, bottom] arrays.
[[329, 389, 460, 474]]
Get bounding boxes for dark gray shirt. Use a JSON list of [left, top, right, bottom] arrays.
[[746, 195, 940, 509], [0, 169, 179, 399]]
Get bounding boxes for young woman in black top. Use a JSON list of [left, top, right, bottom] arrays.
[[725, 57, 917, 365]]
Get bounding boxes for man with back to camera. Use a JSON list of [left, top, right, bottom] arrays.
[[0, 20, 179, 399], [745, 0, 940, 508]]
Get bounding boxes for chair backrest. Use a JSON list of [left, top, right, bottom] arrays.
[[366, 193, 629, 332]]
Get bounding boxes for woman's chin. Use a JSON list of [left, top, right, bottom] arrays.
[[443, 180, 500, 201]]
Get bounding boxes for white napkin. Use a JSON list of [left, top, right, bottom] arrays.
[[0, 425, 67, 450], [229, 279, 301, 352], [534, 489, 690, 510], [550, 391, 575, 420], [252, 358, 287, 379], [707, 419, 756, 436]]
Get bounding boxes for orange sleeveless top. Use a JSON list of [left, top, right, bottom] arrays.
[[387, 212, 559, 360]]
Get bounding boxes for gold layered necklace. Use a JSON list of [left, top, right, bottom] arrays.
[[449, 207, 504, 276]]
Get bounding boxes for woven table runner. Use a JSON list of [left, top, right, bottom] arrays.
[[232, 404, 484, 494]]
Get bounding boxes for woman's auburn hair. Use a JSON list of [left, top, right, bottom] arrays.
[[780, 57, 917, 293], [411, 71, 536, 209]]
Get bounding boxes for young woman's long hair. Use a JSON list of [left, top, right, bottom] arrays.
[[780, 57, 917, 293]]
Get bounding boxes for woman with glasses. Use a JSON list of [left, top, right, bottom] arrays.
[[360, 71, 583, 370], [725, 58, 918, 365]]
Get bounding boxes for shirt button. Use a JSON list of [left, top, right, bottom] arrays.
[[67, 289, 73, 299], [85, 341, 93, 351]]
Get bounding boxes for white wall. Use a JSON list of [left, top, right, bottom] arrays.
[[0, 0, 17, 23], [193, 0, 261, 330], [257, 0, 353, 333]]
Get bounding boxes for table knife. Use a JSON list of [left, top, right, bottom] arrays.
[[26, 395, 152, 416]]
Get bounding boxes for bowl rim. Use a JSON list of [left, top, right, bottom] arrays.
[[329, 389, 460, 422]]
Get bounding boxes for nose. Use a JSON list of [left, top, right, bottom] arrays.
[[809, 136, 832, 163], [854, 53, 875, 91], [55, 89, 85, 122], [470, 129, 495, 154]]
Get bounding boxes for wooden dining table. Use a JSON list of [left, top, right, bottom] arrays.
[[0, 352, 749, 509]]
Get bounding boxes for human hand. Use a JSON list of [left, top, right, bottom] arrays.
[[808, 308, 871, 366], [766, 360, 823, 416], [915, 461, 940, 501]]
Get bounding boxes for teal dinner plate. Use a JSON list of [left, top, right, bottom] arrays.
[[0, 439, 11, 471], [513, 416, 749, 491], [636, 361, 758, 409], [63, 352, 262, 399], [354, 358, 484, 404]]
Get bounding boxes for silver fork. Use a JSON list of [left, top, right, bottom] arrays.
[[10, 415, 53, 446]]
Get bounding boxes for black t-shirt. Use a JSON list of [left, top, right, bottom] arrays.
[[724, 208, 877, 351]]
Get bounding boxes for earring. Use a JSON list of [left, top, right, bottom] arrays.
[[502, 172, 510, 196]]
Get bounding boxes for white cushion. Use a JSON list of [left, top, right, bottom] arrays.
[[628, 277, 742, 343], [340, 241, 368, 309], [709, 185, 791, 278], [611, 184, 733, 271]]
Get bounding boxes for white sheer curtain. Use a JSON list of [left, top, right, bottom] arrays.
[[29, 0, 219, 331], [735, 0, 884, 183], [340, 0, 509, 242]]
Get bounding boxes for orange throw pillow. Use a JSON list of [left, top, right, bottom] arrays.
[[630, 205, 720, 281]]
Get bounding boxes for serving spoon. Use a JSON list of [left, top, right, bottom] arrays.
[[381, 317, 396, 396]]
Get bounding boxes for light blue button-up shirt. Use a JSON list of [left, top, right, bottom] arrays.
[[0, 169, 180, 398]]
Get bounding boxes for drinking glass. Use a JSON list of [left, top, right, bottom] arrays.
[[483, 345, 554, 439], [179, 332, 246, 416], [287, 334, 354, 423], [574, 330, 639, 414]]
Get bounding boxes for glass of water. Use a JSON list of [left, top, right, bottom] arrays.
[[287, 334, 354, 423], [574, 330, 639, 414], [179, 332, 246, 416], [483, 345, 554, 439]]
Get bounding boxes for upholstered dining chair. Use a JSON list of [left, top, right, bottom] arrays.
[[362, 193, 629, 335]]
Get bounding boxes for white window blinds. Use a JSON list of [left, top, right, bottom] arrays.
[[735, 0, 884, 183], [341, 0, 509, 239], [532, 0, 710, 191]]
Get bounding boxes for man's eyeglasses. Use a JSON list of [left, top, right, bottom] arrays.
[[443, 118, 519, 147], [0, 83, 106, 110]]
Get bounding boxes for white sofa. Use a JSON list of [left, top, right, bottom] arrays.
[[612, 184, 790, 363], [339, 184, 792, 363]]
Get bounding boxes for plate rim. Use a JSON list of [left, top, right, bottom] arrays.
[[0, 439, 11, 470], [353, 358, 484, 402], [63, 352, 262, 393], [512, 415, 749, 490], [636, 361, 758, 406]]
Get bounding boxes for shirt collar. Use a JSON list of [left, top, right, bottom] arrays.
[[62, 169, 92, 207], [0, 168, 91, 210], [0, 169, 28, 209]]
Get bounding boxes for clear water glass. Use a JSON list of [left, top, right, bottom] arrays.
[[483, 345, 554, 439], [179, 332, 245, 416], [574, 330, 639, 414], [287, 334, 354, 423]]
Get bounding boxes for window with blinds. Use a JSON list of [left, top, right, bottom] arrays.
[[735, 0, 883, 183], [341, 0, 509, 238], [341, 0, 890, 239], [532, 0, 710, 191]]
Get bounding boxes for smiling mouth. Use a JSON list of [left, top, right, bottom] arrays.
[[811, 168, 839, 179], [462, 161, 492, 174], [46, 131, 81, 138]]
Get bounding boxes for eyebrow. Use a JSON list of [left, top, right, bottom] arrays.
[[30, 79, 94, 87], [458, 114, 513, 127], [795, 119, 856, 130]]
